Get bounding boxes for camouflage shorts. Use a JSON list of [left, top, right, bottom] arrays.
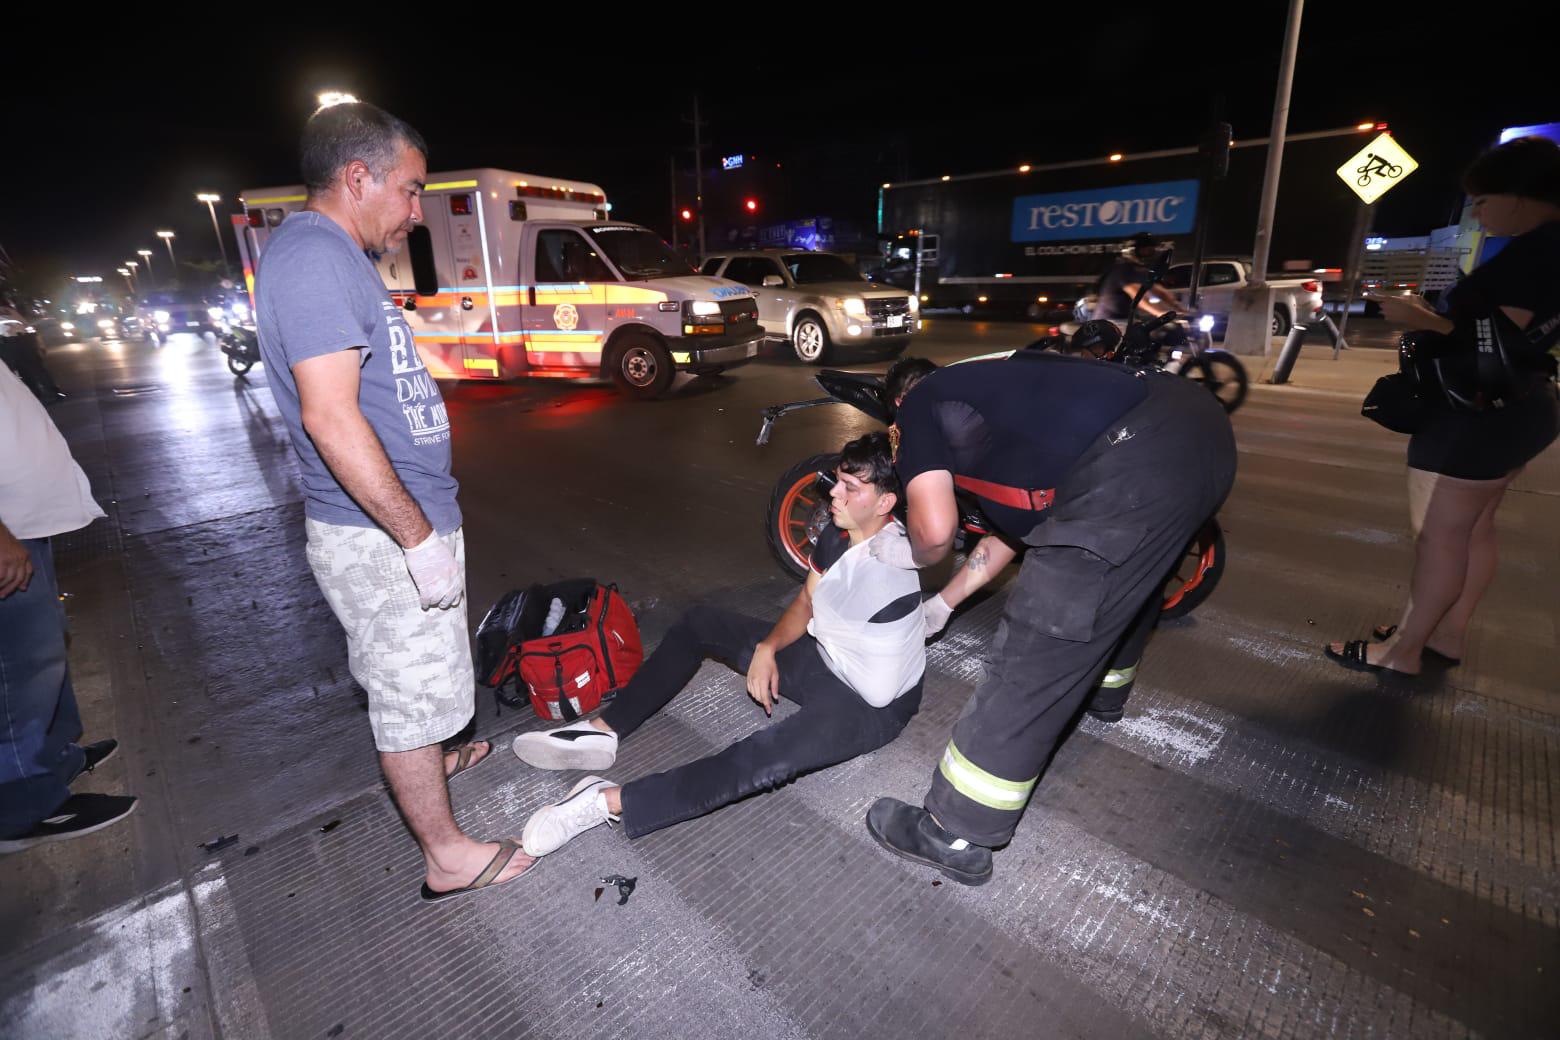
[[305, 518, 475, 753]]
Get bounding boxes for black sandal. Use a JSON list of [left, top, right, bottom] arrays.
[[1323, 640, 1415, 677], [1371, 625, 1461, 665]]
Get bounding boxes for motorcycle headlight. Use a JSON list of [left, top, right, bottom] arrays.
[[232, 302, 250, 319], [842, 298, 867, 318], [1198, 315, 1216, 333], [154, 310, 171, 323], [208, 307, 225, 320]]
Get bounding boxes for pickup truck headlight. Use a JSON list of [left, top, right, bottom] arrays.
[[841, 298, 867, 318]]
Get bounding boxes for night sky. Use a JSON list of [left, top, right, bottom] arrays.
[[7, 5, 1552, 293]]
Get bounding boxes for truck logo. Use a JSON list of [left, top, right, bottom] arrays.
[[1010, 180, 1199, 243], [553, 303, 580, 331]]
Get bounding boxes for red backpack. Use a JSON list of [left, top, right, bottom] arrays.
[[476, 580, 643, 721]]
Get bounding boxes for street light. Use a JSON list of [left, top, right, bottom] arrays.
[[124, 259, 139, 293], [137, 249, 156, 286], [196, 193, 231, 274], [116, 268, 134, 293], [316, 90, 359, 109], [156, 230, 177, 276]]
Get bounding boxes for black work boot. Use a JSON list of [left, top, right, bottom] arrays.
[[866, 797, 993, 886]]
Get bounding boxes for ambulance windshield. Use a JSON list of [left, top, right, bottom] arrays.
[[588, 226, 695, 281]]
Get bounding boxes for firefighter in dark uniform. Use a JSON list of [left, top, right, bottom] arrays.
[[865, 352, 1236, 885]]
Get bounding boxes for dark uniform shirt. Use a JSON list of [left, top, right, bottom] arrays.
[[894, 353, 1150, 540]]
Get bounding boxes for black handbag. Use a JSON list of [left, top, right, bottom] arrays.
[[1361, 371, 1429, 434]]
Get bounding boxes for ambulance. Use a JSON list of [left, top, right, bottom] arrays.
[[233, 169, 763, 398]]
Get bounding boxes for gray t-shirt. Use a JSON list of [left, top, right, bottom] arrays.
[[256, 211, 460, 533]]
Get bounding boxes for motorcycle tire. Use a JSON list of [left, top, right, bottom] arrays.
[[766, 453, 840, 581], [227, 353, 255, 376], [1161, 518, 1225, 620], [1180, 351, 1248, 414]]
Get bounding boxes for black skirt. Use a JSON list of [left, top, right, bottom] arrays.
[[1407, 379, 1560, 479]]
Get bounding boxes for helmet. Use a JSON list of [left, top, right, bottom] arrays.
[[1070, 319, 1124, 360]]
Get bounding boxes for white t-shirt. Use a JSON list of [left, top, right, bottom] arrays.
[[806, 521, 926, 707], [0, 363, 105, 539]]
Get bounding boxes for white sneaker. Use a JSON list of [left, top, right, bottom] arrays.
[[511, 721, 618, 771], [523, 776, 618, 856]]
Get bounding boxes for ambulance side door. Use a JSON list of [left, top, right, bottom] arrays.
[[525, 226, 614, 370], [402, 219, 462, 380]]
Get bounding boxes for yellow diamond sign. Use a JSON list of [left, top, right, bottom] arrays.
[[1337, 132, 1419, 205]]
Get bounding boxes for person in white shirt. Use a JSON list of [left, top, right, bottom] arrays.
[[513, 432, 926, 855], [0, 363, 135, 853]]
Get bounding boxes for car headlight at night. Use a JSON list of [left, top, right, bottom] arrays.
[[98, 318, 115, 329], [842, 298, 867, 318], [154, 310, 171, 323], [689, 301, 721, 316], [60, 322, 76, 331], [906, 295, 919, 314]]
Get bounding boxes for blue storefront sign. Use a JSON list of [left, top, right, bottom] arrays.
[[1011, 180, 1200, 242]]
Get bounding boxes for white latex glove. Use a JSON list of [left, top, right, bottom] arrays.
[[403, 530, 464, 610], [922, 593, 953, 639], [866, 525, 918, 569]]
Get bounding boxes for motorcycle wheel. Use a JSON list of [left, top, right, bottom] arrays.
[[227, 353, 255, 376], [766, 453, 840, 580], [1161, 518, 1225, 620], [1180, 351, 1248, 414]]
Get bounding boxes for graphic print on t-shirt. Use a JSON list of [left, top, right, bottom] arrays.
[[384, 300, 450, 446]]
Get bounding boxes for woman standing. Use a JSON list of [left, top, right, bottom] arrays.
[[1327, 136, 1560, 676]]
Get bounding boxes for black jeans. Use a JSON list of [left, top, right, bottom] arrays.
[[603, 605, 921, 839]]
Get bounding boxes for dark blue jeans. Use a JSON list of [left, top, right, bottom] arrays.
[[0, 538, 86, 839]]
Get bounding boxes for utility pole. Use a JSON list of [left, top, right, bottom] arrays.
[[1249, 0, 1304, 287], [683, 94, 708, 257]]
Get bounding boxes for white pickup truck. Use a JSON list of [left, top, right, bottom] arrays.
[[1164, 258, 1324, 337]]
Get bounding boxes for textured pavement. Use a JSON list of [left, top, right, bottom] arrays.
[[1, 320, 1555, 1039]]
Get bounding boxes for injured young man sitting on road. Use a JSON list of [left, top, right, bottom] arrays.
[[513, 431, 926, 855]]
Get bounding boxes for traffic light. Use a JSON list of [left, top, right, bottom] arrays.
[[680, 208, 694, 222], [744, 198, 759, 214]]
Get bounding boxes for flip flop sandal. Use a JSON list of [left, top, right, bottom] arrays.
[[1371, 625, 1461, 665], [446, 741, 492, 781], [1323, 640, 1415, 677], [420, 838, 530, 904]]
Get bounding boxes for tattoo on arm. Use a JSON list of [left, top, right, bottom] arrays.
[[968, 548, 989, 573]]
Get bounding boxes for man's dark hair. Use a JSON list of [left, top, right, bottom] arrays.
[[885, 356, 937, 410], [1130, 232, 1159, 254], [300, 102, 428, 196], [1462, 136, 1560, 206], [837, 431, 900, 500]]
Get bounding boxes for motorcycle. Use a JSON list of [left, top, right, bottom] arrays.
[[219, 324, 261, 376]]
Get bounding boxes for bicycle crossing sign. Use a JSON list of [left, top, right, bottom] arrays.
[[1338, 132, 1419, 205]]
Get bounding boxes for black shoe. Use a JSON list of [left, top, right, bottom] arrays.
[[0, 794, 138, 854], [865, 797, 993, 886], [1086, 707, 1124, 723], [70, 739, 119, 781]]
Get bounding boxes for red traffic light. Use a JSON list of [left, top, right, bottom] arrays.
[[680, 208, 694, 222], [744, 198, 758, 213]]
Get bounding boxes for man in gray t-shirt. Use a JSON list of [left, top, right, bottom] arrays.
[[255, 101, 530, 902]]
